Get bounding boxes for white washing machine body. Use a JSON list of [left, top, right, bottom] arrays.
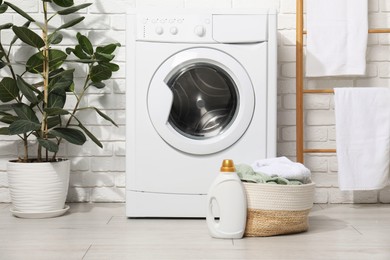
[[126, 9, 277, 217]]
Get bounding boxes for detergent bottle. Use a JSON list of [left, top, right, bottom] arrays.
[[206, 159, 247, 239]]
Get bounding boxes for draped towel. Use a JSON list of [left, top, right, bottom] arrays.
[[334, 87, 390, 190], [306, 0, 368, 77]]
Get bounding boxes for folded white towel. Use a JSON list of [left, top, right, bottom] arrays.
[[334, 87, 390, 190], [306, 0, 368, 77], [251, 157, 311, 184]]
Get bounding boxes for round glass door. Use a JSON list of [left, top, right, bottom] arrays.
[[147, 47, 255, 155], [167, 63, 238, 139]]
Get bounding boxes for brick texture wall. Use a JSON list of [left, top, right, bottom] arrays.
[[0, 0, 389, 204]]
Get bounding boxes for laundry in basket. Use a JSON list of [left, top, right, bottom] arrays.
[[236, 159, 315, 237]]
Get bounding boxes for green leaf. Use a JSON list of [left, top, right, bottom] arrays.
[[48, 32, 63, 45], [12, 26, 45, 49], [85, 107, 118, 127], [37, 138, 59, 152], [65, 47, 74, 55], [4, 2, 35, 22], [95, 52, 114, 62], [47, 116, 61, 129], [50, 128, 86, 145], [25, 52, 44, 73], [90, 65, 112, 83], [77, 33, 93, 55], [26, 53, 43, 73], [69, 115, 103, 148], [71, 45, 90, 59], [101, 62, 119, 72], [0, 115, 18, 124], [11, 103, 39, 123], [49, 69, 74, 92], [0, 77, 18, 102], [9, 119, 41, 135], [10, 21, 30, 46], [26, 49, 67, 73], [0, 23, 12, 30], [96, 43, 121, 54], [48, 49, 68, 71], [0, 127, 10, 135], [77, 122, 102, 148], [67, 83, 74, 92], [89, 82, 105, 89], [57, 16, 85, 31], [67, 59, 95, 64], [44, 107, 69, 116], [57, 3, 92, 15], [48, 88, 66, 109], [0, 4, 7, 14], [16, 76, 39, 104], [53, 0, 74, 7], [49, 68, 65, 77], [0, 104, 12, 112], [0, 110, 12, 116]]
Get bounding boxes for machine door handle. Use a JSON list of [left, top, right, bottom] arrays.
[[148, 81, 173, 126]]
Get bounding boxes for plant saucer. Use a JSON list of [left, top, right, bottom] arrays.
[[10, 205, 70, 219]]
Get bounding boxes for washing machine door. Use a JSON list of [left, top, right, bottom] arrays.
[[148, 47, 255, 155]]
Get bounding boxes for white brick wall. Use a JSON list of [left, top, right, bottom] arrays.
[[0, 0, 389, 204]]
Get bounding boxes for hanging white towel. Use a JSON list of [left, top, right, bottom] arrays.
[[334, 88, 390, 191], [306, 0, 368, 77]]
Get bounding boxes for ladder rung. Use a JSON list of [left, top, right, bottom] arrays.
[[296, 0, 390, 164], [369, 28, 390, 33], [303, 89, 334, 94], [303, 28, 390, 34], [303, 149, 336, 153]]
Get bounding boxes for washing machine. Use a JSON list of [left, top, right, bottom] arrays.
[[126, 9, 277, 217]]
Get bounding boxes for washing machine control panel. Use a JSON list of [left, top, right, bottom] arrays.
[[136, 14, 213, 43]]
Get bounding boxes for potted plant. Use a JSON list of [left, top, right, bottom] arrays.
[[0, 0, 120, 218]]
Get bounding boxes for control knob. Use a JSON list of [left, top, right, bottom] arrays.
[[194, 25, 206, 37], [155, 26, 164, 35], [170, 26, 178, 35]]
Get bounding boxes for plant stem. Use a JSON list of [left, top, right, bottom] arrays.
[[40, 1, 50, 162], [51, 70, 92, 160], [67, 72, 91, 129], [23, 134, 28, 162]]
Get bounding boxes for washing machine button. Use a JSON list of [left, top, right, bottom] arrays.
[[155, 26, 164, 35], [194, 25, 206, 37], [170, 26, 178, 35]]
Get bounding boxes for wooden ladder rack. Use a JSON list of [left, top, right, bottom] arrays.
[[295, 0, 390, 163]]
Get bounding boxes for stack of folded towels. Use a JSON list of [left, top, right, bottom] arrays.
[[236, 157, 311, 185]]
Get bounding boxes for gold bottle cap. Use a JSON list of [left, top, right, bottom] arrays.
[[220, 159, 235, 172]]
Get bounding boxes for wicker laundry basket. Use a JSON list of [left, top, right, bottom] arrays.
[[243, 182, 315, 237]]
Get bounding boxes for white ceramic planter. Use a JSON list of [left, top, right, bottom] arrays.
[[7, 159, 70, 218]]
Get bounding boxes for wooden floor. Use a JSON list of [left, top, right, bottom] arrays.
[[1, 203, 390, 260]]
